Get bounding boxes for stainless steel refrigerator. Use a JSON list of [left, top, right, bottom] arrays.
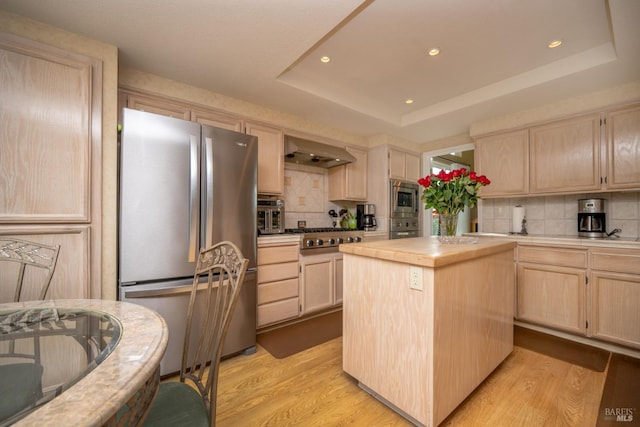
[[118, 108, 257, 376]]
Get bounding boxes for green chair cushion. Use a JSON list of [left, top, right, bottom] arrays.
[[0, 362, 43, 421], [142, 381, 209, 427]]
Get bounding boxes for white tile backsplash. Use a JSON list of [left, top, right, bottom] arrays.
[[479, 192, 640, 239]]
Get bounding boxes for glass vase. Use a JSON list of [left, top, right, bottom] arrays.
[[438, 213, 459, 237]]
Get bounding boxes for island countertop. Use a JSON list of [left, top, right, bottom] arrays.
[[339, 236, 516, 268]]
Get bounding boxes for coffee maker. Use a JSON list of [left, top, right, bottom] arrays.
[[356, 204, 377, 231], [578, 198, 606, 238]]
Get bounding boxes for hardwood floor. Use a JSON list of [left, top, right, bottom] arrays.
[[165, 337, 607, 426]]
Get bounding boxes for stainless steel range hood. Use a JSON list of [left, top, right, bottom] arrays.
[[284, 136, 356, 168]]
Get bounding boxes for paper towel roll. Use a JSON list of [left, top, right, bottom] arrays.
[[512, 206, 525, 233]]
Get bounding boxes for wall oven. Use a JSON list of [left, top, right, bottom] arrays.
[[257, 199, 285, 234], [389, 180, 420, 239]]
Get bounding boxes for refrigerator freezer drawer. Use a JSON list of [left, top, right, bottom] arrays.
[[120, 271, 256, 376]]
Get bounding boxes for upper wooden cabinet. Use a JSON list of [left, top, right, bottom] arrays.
[[328, 146, 368, 201], [389, 149, 421, 182], [606, 104, 640, 190], [475, 129, 529, 197], [529, 114, 601, 194], [191, 109, 243, 133], [245, 122, 285, 195], [124, 93, 191, 120]]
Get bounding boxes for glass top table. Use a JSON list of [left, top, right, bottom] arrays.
[[0, 307, 121, 425], [0, 299, 168, 427]]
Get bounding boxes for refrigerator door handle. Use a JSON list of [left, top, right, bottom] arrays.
[[188, 134, 200, 262], [204, 136, 214, 249]]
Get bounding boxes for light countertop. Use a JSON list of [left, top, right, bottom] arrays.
[[464, 232, 640, 249], [339, 236, 516, 268]]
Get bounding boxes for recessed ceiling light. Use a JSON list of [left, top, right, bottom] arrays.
[[548, 40, 562, 49], [428, 48, 440, 56], [320, 56, 331, 63], [405, 99, 414, 105]]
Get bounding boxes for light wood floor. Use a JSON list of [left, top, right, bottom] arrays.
[[166, 337, 608, 426]]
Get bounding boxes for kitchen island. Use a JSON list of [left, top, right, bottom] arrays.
[[339, 237, 516, 427]]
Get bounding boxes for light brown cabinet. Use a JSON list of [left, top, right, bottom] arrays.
[[389, 149, 421, 182], [475, 129, 529, 197], [605, 104, 640, 190], [0, 33, 102, 299], [589, 248, 640, 349], [124, 93, 191, 120], [257, 241, 300, 328], [245, 122, 285, 196], [328, 146, 368, 201], [191, 109, 243, 132], [529, 114, 601, 194], [516, 245, 588, 335], [299, 253, 342, 315]]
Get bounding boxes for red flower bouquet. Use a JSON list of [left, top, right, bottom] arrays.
[[417, 168, 491, 215]]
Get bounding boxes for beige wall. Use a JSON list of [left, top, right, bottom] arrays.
[[1, 10, 119, 300]]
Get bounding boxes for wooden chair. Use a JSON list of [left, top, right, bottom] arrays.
[[142, 241, 249, 427], [0, 237, 60, 303], [0, 238, 60, 423]]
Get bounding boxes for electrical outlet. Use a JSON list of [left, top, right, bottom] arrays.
[[409, 266, 423, 291]]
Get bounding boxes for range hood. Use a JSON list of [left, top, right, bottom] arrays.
[[284, 136, 356, 168]]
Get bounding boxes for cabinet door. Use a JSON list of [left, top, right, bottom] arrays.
[[389, 149, 406, 180], [300, 256, 334, 314], [474, 129, 529, 196], [405, 153, 421, 182], [335, 256, 343, 305], [606, 104, 640, 190], [529, 114, 601, 193], [328, 146, 367, 201], [516, 263, 586, 335], [590, 272, 640, 349], [191, 109, 243, 132], [126, 94, 191, 120], [245, 122, 284, 195]]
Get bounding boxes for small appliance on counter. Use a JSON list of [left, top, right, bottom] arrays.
[[356, 204, 377, 231], [257, 198, 285, 235], [578, 198, 606, 238]]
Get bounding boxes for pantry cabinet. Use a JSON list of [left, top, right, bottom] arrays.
[[257, 240, 300, 328], [328, 146, 368, 201], [529, 114, 601, 194], [516, 245, 588, 335], [589, 247, 640, 349], [605, 104, 640, 190], [245, 122, 285, 196], [475, 129, 529, 197], [0, 33, 102, 299]]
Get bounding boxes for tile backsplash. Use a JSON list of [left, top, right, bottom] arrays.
[[282, 164, 353, 229], [480, 191, 640, 239]]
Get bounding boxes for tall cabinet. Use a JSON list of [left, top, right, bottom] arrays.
[[0, 33, 103, 299]]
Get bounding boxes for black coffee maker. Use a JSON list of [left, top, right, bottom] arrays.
[[356, 204, 377, 231], [578, 198, 606, 238]]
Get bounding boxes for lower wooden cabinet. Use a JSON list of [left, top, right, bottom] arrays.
[[299, 252, 342, 315], [516, 245, 588, 335], [257, 241, 299, 327], [516, 243, 640, 350], [589, 248, 640, 349]]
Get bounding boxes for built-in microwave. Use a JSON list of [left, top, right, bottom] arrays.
[[257, 199, 285, 235], [390, 180, 420, 217]]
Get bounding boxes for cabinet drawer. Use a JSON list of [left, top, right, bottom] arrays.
[[517, 245, 587, 268], [258, 261, 298, 284], [258, 278, 298, 305], [257, 298, 299, 327], [258, 245, 299, 265], [591, 249, 640, 275]]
